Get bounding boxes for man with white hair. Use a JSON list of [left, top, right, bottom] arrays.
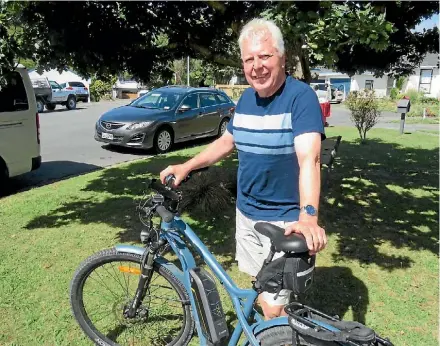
[[160, 18, 326, 319]]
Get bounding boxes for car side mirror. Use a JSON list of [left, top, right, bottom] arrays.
[[178, 104, 191, 112]]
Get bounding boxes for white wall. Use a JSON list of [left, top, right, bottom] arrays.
[[28, 69, 91, 101], [350, 75, 388, 97], [404, 67, 440, 99]]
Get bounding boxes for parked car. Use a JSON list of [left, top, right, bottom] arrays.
[[31, 77, 77, 112], [59, 81, 89, 103], [95, 86, 235, 153], [0, 66, 41, 185], [137, 89, 149, 98], [310, 83, 343, 103]]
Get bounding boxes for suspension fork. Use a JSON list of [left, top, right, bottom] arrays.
[[127, 238, 167, 318]]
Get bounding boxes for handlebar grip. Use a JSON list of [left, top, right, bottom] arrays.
[[156, 205, 174, 223]]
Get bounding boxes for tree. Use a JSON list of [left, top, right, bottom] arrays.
[[262, 1, 439, 82], [345, 90, 381, 142], [13, 1, 264, 83], [1, 1, 438, 85]]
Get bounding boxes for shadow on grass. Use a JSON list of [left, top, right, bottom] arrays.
[[25, 136, 438, 321]]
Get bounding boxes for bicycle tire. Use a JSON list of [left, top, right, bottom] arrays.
[[70, 248, 194, 346], [256, 325, 314, 346]]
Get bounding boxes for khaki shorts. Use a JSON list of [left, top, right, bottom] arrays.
[[235, 208, 297, 306]]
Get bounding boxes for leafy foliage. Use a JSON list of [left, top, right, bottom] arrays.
[[0, 1, 438, 86], [335, 2, 439, 77], [90, 76, 117, 102], [262, 2, 393, 81], [346, 90, 381, 142]]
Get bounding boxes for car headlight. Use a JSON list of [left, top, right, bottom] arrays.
[[127, 121, 152, 130]]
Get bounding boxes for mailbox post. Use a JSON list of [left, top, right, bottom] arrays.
[[396, 98, 411, 134]]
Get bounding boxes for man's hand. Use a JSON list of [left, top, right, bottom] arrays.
[[159, 164, 191, 186], [284, 218, 327, 255]]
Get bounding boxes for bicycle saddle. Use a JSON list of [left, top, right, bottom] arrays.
[[254, 222, 309, 253]]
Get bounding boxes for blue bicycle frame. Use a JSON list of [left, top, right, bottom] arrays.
[[159, 215, 289, 346]]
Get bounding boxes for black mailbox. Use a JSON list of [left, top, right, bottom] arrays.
[[397, 99, 411, 114]]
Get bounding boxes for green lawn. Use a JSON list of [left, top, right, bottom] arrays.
[[0, 127, 438, 345]]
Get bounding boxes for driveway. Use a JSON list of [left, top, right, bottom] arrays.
[[7, 99, 153, 194]]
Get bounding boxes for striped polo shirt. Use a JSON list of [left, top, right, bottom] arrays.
[[226, 76, 325, 221]]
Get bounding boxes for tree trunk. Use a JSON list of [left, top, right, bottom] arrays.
[[289, 38, 312, 84]]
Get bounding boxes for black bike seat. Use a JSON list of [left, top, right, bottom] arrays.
[[254, 222, 309, 253]]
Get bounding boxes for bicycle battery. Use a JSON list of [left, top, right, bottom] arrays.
[[189, 267, 229, 345]]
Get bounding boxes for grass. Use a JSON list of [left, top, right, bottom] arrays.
[[388, 117, 440, 125], [0, 127, 438, 346]]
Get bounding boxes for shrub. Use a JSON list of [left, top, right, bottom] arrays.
[[345, 89, 381, 142], [90, 76, 117, 102], [407, 103, 439, 117], [390, 87, 399, 100], [404, 89, 424, 104]]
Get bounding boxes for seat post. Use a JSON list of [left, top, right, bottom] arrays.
[[262, 244, 276, 268]]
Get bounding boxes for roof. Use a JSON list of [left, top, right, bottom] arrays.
[[155, 85, 221, 93]]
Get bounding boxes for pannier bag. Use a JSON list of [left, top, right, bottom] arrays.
[[285, 302, 394, 346], [254, 253, 316, 296]]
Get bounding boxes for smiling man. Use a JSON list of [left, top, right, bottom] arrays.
[[160, 18, 327, 319]]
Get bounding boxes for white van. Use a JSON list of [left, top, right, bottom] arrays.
[[0, 67, 41, 183]]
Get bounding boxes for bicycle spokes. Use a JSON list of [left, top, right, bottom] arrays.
[[82, 260, 186, 345]]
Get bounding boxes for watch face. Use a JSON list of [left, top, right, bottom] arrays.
[[304, 205, 317, 216]]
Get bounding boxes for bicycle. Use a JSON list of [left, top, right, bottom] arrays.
[[70, 169, 395, 346]]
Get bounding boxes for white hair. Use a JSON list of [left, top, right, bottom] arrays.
[[238, 18, 285, 57]]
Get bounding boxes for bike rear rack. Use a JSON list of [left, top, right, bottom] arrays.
[[285, 302, 394, 346]]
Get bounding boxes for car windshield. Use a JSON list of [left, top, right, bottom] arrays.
[[130, 90, 183, 110]]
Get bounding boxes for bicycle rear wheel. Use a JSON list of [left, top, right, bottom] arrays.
[[256, 325, 317, 346], [70, 248, 194, 346]]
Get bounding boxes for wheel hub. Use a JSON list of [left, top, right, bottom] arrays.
[[120, 301, 149, 325]]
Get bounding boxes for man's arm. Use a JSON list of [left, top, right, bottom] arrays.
[[295, 132, 321, 216], [285, 132, 327, 254], [160, 130, 235, 185]]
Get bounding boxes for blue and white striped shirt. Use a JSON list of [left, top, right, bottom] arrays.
[[226, 76, 325, 221]]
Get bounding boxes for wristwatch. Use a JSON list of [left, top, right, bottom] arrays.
[[300, 205, 318, 217]]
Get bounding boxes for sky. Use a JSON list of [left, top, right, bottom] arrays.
[[414, 14, 439, 32]]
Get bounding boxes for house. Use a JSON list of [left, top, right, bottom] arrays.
[[312, 53, 440, 99], [402, 53, 439, 98], [28, 68, 91, 101]]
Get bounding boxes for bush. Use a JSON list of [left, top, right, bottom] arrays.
[[390, 87, 399, 100], [404, 89, 424, 104], [90, 76, 117, 102], [407, 103, 439, 117], [345, 89, 381, 142]]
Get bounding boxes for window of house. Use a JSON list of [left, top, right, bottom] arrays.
[[419, 69, 433, 93], [365, 80, 374, 90], [0, 72, 29, 112]]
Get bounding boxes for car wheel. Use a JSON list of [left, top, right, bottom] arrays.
[[36, 99, 44, 113], [218, 118, 229, 137], [46, 104, 56, 111], [154, 128, 173, 154], [66, 96, 77, 110]]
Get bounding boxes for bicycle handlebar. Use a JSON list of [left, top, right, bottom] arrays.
[[165, 166, 209, 187], [156, 205, 174, 223]]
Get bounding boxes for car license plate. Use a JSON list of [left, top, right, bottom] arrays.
[[102, 133, 113, 140]]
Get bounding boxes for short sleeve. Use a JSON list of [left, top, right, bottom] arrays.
[[226, 92, 245, 135], [291, 87, 326, 140], [226, 112, 234, 134]]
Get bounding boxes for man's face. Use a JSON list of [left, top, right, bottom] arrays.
[[241, 32, 286, 98]]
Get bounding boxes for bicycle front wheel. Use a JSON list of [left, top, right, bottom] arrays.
[[70, 248, 194, 346]]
